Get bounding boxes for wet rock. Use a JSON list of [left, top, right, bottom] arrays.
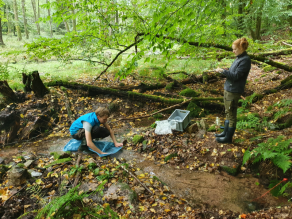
[[79, 182, 98, 193], [175, 171, 181, 177], [29, 170, 42, 177], [104, 183, 137, 204], [162, 148, 169, 154], [135, 170, 144, 176], [220, 162, 241, 176], [186, 123, 198, 134], [7, 166, 30, 186], [24, 160, 34, 168], [0, 157, 4, 164]]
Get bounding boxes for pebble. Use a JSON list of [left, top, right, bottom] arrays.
[[30, 170, 42, 177]]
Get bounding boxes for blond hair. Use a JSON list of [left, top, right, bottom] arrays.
[[95, 107, 110, 117], [233, 38, 249, 51]]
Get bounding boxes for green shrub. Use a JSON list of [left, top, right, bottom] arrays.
[[150, 123, 157, 128], [132, 135, 144, 144], [243, 136, 292, 173], [153, 113, 163, 119], [207, 124, 216, 132], [179, 88, 199, 97], [0, 63, 9, 80]]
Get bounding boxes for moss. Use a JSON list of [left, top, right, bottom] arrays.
[[16, 163, 25, 168], [263, 65, 277, 72], [237, 113, 260, 122], [132, 135, 144, 144], [164, 153, 178, 162], [119, 182, 138, 203], [152, 176, 166, 185], [270, 89, 277, 93], [108, 102, 119, 113], [207, 124, 216, 132], [187, 101, 205, 118], [276, 71, 281, 74], [150, 123, 157, 128], [153, 113, 163, 119], [210, 89, 221, 95], [179, 88, 199, 97], [0, 164, 8, 178], [119, 82, 125, 86], [50, 152, 62, 160], [221, 165, 240, 176], [202, 73, 208, 84], [44, 158, 72, 169], [260, 74, 267, 78], [267, 105, 273, 111], [165, 82, 175, 91], [281, 75, 292, 85]]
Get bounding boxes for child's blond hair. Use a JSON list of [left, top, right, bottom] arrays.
[[95, 107, 110, 117]]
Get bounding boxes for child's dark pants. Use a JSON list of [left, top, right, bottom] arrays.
[[72, 126, 110, 140]]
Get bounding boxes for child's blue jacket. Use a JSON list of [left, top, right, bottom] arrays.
[[69, 112, 100, 135]]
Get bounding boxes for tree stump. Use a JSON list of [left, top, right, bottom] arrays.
[[0, 108, 20, 144], [22, 71, 49, 98], [0, 80, 18, 102]]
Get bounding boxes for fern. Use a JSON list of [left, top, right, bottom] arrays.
[[273, 99, 292, 108], [242, 136, 292, 173], [273, 108, 290, 120], [35, 180, 118, 219]]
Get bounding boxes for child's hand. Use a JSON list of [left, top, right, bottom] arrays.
[[115, 142, 123, 147], [100, 152, 108, 155]]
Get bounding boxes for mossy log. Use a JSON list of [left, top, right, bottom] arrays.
[[110, 82, 166, 93], [46, 80, 223, 104], [263, 76, 292, 95], [248, 54, 292, 72], [257, 48, 292, 57]]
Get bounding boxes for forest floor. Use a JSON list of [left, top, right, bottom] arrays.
[[0, 37, 292, 218]]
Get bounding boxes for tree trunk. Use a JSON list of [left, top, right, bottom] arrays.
[[0, 109, 20, 144], [238, 0, 244, 31], [13, 0, 22, 41], [21, 0, 29, 39], [288, 5, 292, 33], [46, 0, 53, 37], [64, 21, 70, 32], [254, 12, 262, 40], [31, 0, 41, 35], [37, 0, 40, 20], [220, 0, 226, 36], [6, 4, 12, 36], [72, 9, 76, 32], [0, 18, 5, 46]]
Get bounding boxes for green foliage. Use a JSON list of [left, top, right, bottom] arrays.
[[16, 163, 25, 168], [0, 63, 9, 80], [132, 135, 144, 145], [150, 122, 157, 128], [273, 99, 292, 108], [273, 108, 290, 120], [152, 176, 166, 185], [87, 162, 97, 171], [69, 165, 83, 177], [179, 88, 199, 97], [165, 82, 175, 91], [242, 136, 292, 173], [152, 113, 163, 119], [50, 152, 62, 160], [207, 124, 216, 132], [35, 181, 118, 219], [94, 168, 100, 175], [44, 158, 72, 169], [96, 169, 116, 182], [268, 180, 292, 197]]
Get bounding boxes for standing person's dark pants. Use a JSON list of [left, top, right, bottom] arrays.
[[224, 90, 241, 128], [72, 126, 110, 140]]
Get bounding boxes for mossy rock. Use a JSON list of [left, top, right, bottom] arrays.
[[132, 135, 144, 145], [50, 151, 71, 160], [44, 158, 72, 169], [108, 102, 119, 113], [281, 75, 292, 85], [263, 65, 277, 72], [187, 101, 205, 118], [220, 164, 240, 176], [179, 88, 199, 97], [164, 153, 178, 162], [207, 124, 216, 132], [16, 163, 25, 168], [270, 89, 277, 93], [165, 82, 175, 91]]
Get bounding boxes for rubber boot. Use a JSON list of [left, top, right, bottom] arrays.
[[214, 120, 229, 137], [216, 127, 236, 144]]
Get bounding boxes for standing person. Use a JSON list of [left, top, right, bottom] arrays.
[[70, 107, 123, 154], [215, 38, 251, 143]]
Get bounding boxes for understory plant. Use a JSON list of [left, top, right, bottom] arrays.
[[35, 180, 118, 219], [242, 136, 292, 173]]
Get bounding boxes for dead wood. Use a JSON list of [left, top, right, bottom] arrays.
[[46, 80, 223, 106], [73, 154, 83, 187], [0, 107, 20, 145], [257, 48, 292, 57], [262, 74, 292, 95], [22, 71, 49, 98], [282, 42, 292, 47], [0, 81, 19, 102], [60, 86, 74, 124]]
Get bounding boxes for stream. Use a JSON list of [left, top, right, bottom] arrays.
[[0, 127, 288, 214]]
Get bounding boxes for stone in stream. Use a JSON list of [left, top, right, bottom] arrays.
[[24, 160, 34, 168], [29, 170, 42, 177], [7, 166, 30, 186], [104, 183, 138, 204]]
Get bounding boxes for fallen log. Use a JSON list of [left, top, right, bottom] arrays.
[[257, 48, 292, 57], [0, 81, 20, 102], [46, 80, 223, 105]]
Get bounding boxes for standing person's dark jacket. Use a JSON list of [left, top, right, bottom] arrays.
[[221, 51, 251, 93]]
